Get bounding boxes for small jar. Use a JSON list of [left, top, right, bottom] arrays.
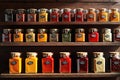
[[109, 52, 120, 72], [27, 8, 37, 22], [59, 52, 71, 73], [77, 52, 88, 73], [114, 28, 120, 42], [9, 52, 22, 73], [93, 52, 105, 73], [62, 8, 71, 22], [42, 52, 54, 73], [26, 29, 35, 42], [88, 28, 99, 42], [75, 28, 85, 42], [13, 29, 23, 42], [5, 9, 14, 22], [38, 29, 47, 42], [25, 52, 38, 73], [49, 29, 59, 42], [62, 28, 71, 42], [87, 8, 96, 22], [50, 8, 59, 22], [2, 29, 12, 42], [75, 8, 84, 22], [102, 28, 112, 42], [16, 9, 25, 22]]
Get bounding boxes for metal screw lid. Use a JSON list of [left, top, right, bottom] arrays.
[[89, 28, 98, 33], [75, 28, 85, 33], [27, 52, 37, 57], [17, 9, 25, 13], [102, 28, 111, 33], [111, 8, 119, 11], [14, 29, 22, 33], [5, 9, 14, 14], [63, 28, 71, 33], [60, 52, 70, 56], [38, 29, 46, 33], [3, 29, 11, 33], [27, 29, 35, 33], [76, 8, 84, 12], [11, 52, 21, 57], [27, 8, 37, 14], [50, 29, 58, 33], [77, 52, 88, 57], [114, 28, 120, 33], [88, 8, 96, 11], [99, 8, 107, 12], [42, 52, 53, 57]]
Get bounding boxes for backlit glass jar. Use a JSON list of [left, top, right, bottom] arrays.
[[26, 29, 35, 42], [62, 28, 71, 42], [49, 29, 59, 42], [38, 29, 47, 42], [114, 28, 120, 42], [75, 8, 84, 22], [13, 29, 23, 42], [62, 8, 71, 22], [2, 29, 12, 42], [5, 9, 14, 22], [50, 8, 59, 22], [16, 9, 25, 22]]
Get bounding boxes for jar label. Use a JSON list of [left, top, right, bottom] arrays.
[[5, 35, 8, 38], [91, 34, 96, 38], [116, 34, 120, 38], [64, 34, 69, 38], [18, 15, 22, 19], [77, 34, 82, 38], [97, 61, 102, 65], [77, 15, 82, 18], [45, 61, 50, 65], [15, 35, 20, 38], [114, 61, 119, 65], [52, 15, 57, 18], [29, 15, 33, 19], [39, 35, 44, 38], [27, 35, 32, 39], [89, 14, 94, 18], [62, 60, 68, 65], [27, 61, 33, 65], [113, 15, 117, 18], [79, 61, 85, 65], [40, 15, 45, 18], [64, 15, 69, 18], [105, 34, 110, 38], [101, 15, 106, 19], [11, 61, 17, 65], [51, 34, 56, 38]]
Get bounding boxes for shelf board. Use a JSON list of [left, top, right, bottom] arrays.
[[0, 42, 120, 47], [1, 73, 120, 78]]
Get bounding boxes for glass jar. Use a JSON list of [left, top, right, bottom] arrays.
[[93, 52, 105, 73], [5, 9, 14, 22], [16, 9, 25, 22], [26, 29, 35, 42], [38, 8, 48, 22], [50, 8, 59, 22], [2, 29, 12, 42], [62, 8, 71, 22], [110, 8, 120, 22], [62, 28, 71, 42], [87, 8, 96, 22], [75, 8, 84, 22], [59, 52, 71, 73], [75, 28, 85, 42], [9, 52, 22, 73], [114, 28, 120, 42], [37, 29, 47, 42], [13, 29, 23, 42], [49, 29, 59, 42], [27, 8, 37, 22], [77, 52, 88, 73], [102, 28, 112, 42], [88, 28, 99, 42], [109, 52, 120, 72], [25, 52, 38, 73], [42, 52, 54, 73]]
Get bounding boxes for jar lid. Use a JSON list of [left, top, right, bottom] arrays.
[[5, 9, 14, 14], [51, 8, 59, 11], [38, 29, 46, 33], [88, 8, 95, 11], [63, 28, 71, 33], [50, 29, 58, 33], [76, 8, 84, 11], [3, 29, 11, 33], [102, 28, 111, 33], [27, 29, 35, 32], [114, 28, 120, 33], [75, 28, 85, 33], [60, 52, 70, 56], [93, 52, 104, 55], [111, 8, 119, 11], [109, 52, 119, 54], [14, 29, 22, 32], [99, 8, 107, 12], [17, 9, 25, 13], [63, 8, 71, 11], [27, 8, 37, 13], [89, 28, 98, 33], [38, 8, 47, 12], [11, 52, 21, 57], [77, 52, 88, 56], [42, 52, 53, 56], [27, 52, 37, 57]]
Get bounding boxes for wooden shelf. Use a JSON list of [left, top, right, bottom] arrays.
[[0, 22, 120, 26], [0, 42, 120, 47]]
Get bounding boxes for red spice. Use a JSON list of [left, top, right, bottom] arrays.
[[75, 8, 84, 22], [114, 28, 120, 42], [50, 8, 59, 22], [62, 8, 71, 22], [16, 9, 25, 22], [27, 9, 37, 22], [2, 29, 11, 42]]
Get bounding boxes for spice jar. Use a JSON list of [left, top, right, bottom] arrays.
[[37, 29, 47, 42], [88, 28, 99, 42], [59, 52, 71, 73], [98, 8, 108, 22], [75, 8, 84, 22], [50, 8, 59, 22], [49, 29, 59, 42], [26, 29, 35, 42], [38, 8, 48, 22], [27, 8, 37, 22], [77, 52, 88, 73], [62, 28, 71, 42], [13, 29, 23, 42], [16, 9, 25, 22], [2, 29, 12, 42], [87, 8, 96, 22], [110, 8, 120, 22], [109, 52, 120, 72], [75, 28, 85, 42], [62, 8, 71, 22], [9, 52, 22, 73], [93, 52, 105, 73], [114, 28, 120, 42], [25, 52, 38, 73], [42, 52, 54, 73], [5, 9, 14, 22], [102, 28, 112, 42]]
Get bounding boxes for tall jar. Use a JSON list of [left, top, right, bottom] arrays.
[[9, 52, 22, 73], [75, 28, 85, 42], [75, 8, 84, 22], [27, 8, 37, 22], [114, 28, 120, 42], [49, 29, 59, 42], [5, 9, 14, 22], [109, 8, 120, 22], [26, 29, 35, 42], [37, 29, 47, 42], [42, 52, 54, 73], [13, 29, 23, 42], [62, 28, 71, 42], [62, 8, 71, 22], [77, 52, 88, 73], [50, 8, 59, 22], [86, 8, 96, 22], [59, 52, 71, 73], [102, 28, 112, 42], [93, 52, 105, 73], [109, 52, 120, 72], [88, 28, 99, 42], [25, 52, 38, 73], [2, 29, 12, 42], [16, 9, 25, 22], [98, 8, 108, 22]]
